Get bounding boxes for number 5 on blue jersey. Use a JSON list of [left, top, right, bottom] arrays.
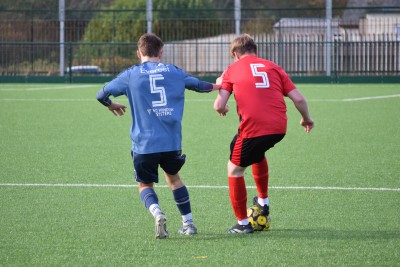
[[150, 74, 167, 107]]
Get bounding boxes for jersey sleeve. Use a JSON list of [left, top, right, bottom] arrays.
[[171, 65, 213, 92], [184, 76, 213, 92], [276, 65, 296, 96], [220, 67, 233, 94], [96, 87, 112, 106], [103, 69, 130, 97]]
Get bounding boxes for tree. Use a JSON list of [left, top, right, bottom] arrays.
[[76, 0, 219, 73], [81, 0, 217, 43]]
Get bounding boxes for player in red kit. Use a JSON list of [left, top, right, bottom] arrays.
[[214, 34, 314, 233]]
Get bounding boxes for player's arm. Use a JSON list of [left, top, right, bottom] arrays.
[[194, 80, 220, 92], [211, 83, 222, 91], [96, 87, 127, 116], [287, 89, 314, 133], [96, 87, 126, 116], [96, 70, 130, 116], [184, 76, 220, 93], [213, 89, 230, 116]]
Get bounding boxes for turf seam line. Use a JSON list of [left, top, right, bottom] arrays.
[[0, 183, 399, 191]]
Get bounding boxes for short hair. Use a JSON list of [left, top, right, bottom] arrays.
[[230, 34, 257, 57], [138, 33, 164, 57]]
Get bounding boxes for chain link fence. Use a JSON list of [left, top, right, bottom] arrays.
[[1, 6, 399, 78]]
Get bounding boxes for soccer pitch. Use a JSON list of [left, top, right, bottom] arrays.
[[0, 83, 399, 266]]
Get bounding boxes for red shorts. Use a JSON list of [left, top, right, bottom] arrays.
[[230, 134, 285, 167]]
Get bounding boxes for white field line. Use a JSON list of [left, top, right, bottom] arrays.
[[307, 94, 400, 102], [307, 99, 342, 102], [1, 96, 399, 102], [0, 98, 214, 102], [1, 83, 399, 101], [341, 94, 400, 101], [0, 183, 399, 191], [0, 98, 212, 102], [1, 95, 399, 102], [0, 98, 207, 102], [0, 85, 94, 91], [0, 98, 95, 102]]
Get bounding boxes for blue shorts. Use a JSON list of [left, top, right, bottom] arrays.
[[131, 151, 186, 184]]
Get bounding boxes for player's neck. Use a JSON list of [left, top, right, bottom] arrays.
[[239, 53, 256, 59], [140, 56, 161, 63]]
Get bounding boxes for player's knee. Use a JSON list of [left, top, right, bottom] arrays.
[[227, 161, 246, 177], [164, 173, 184, 190]]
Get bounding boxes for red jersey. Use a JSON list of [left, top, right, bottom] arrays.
[[221, 55, 296, 138]]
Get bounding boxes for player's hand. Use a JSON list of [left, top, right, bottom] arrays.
[[300, 118, 314, 133], [108, 102, 127, 116], [219, 104, 229, 116]]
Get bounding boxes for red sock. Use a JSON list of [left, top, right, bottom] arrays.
[[252, 157, 269, 199], [228, 176, 247, 221]]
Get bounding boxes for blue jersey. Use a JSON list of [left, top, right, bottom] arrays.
[[103, 62, 213, 154]]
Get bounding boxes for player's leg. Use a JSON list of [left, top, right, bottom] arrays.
[[227, 160, 253, 233], [227, 135, 253, 233], [251, 157, 271, 231], [252, 156, 270, 214], [161, 151, 197, 235], [138, 182, 168, 239], [138, 183, 162, 217], [251, 134, 285, 220], [133, 152, 168, 239]]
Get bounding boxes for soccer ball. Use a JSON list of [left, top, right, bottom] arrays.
[[247, 206, 270, 231]]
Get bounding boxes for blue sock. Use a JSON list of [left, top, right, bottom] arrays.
[[173, 186, 191, 216], [140, 188, 159, 209]]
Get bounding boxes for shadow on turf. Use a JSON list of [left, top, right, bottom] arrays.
[[269, 229, 400, 241], [151, 226, 400, 241], [163, 228, 400, 241]]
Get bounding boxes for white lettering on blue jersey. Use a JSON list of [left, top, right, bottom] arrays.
[[149, 74, 167, 107], [140, 65, 170, 74]]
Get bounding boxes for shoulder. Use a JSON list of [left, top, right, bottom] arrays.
[[115, 64, 140, 77], [164, 64, 190, 79], [165, 64, 184, 73], [127, 64, 143, 74], [264, 59, 284, 71], [122, 64, 141, 72]]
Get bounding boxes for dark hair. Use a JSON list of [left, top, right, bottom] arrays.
[[230, 34, 257, 57], [138, 33, 164, 57]]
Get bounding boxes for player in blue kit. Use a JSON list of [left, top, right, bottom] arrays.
[[96, 33, 220, 239]]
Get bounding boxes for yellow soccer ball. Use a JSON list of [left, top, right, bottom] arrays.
[[247, 206, 270, 231]]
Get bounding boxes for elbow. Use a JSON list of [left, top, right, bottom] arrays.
[[96, 91, 103, 102], [96, 88, 107, 101], [295, 98, 306, 106], [293, 95, 307, 106], [96, 88, 112, 106]]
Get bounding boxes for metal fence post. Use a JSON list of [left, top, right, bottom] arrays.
[[147, 0, 153, 33], [68, 43, 72, 83], [59, 0, 65, 76], [234, 0, 241, 35], [325, 0, 332, 77]]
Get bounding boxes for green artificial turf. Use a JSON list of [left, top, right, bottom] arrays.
[[0, 83, 399, 266]]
